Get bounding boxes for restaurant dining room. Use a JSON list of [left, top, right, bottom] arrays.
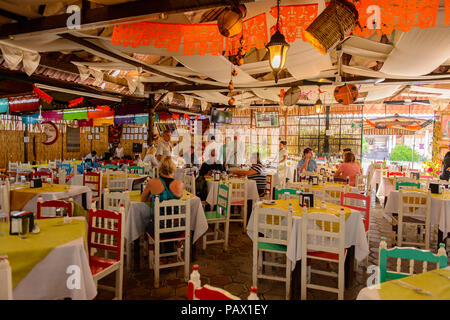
[[0, 0, 450, 307]]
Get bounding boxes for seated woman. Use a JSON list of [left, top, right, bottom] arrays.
[[229, 152, 266, 197], [143, 146, 159, 167], [141, 157, 184, 237], [334, 152, 361, 186]]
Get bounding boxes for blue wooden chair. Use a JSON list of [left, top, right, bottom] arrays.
[[76, 163, 86, 175], [379, 237, 447, 283], [60, 163, 72, 175]]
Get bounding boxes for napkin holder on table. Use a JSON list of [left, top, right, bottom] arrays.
[[9, 211, 34, 235], [301, 193, 314, 208], [429, 183, 441, 194], [310, 176, 319, 185], [30, 178, 42, 188]]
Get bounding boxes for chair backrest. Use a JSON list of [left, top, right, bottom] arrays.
[[322, 184, 347, 204], [19, 162, 32, 172], [106, 170, 128, 191], [8, 162, 18, 172], [286, 182, 313, 193], [183, 173, 196, 195], [48, 160, 57, 170], [274, 188, 297, 200], [301, 210, 346, 256], [215, 183, 231, 218], [0, 181, 10, 215], [127, 166, 145, 175], [76, 163, 86, 175], [265, 174, 274, 199], [30, 171, 53, 181], [83, 172, 102, 198], [355, 175, 369, 193], [60, 163, 73, 175], [101, 164, 119, 171], [395, 180, 421, 191], [253, 206, 292, 248], [88, 205, 124, 262], [387, 171, 405, 178], [229, 177, 248, 202], [378, 238, 447, 283], [57, 169, 67, 185], [340, 191, 371, 233], [153, 195, 191, 239], [36, 197, 73, 219], [103, 188, 130, 214]]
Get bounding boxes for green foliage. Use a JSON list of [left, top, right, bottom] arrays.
[[362, 137, 369, 154], [389, 145, 421, 162]]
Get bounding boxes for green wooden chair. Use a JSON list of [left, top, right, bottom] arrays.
[[127, 166, 145, 175], [202, 183, 231, 253], [395, 181, 421, 190], [274, 188, 297, 200], [378, 237, 447, 283], [101, 164, 119, 171]]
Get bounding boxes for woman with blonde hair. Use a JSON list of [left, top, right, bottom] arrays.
[[143, 146, 159, 167], [141, 157, 185, 237]]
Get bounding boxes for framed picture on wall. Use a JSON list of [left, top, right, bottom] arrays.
[[99, 127, 104, 132], [138, 134, 142, 140], [95, 134, 100, 140], [86, 127, 91, 133], [87, 134, 93, 140]]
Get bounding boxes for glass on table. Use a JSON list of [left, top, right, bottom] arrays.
[[0, 212, 8, 237]]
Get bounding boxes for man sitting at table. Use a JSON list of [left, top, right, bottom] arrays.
[[199, 149, 226, 177], [84, 150, 98, 163], [229, 152, 266, 197], [297, 148, 318, 173], [141, 157, 184, 238]]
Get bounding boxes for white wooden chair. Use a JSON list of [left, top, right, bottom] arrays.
[[393, 190, 432, 249], [322, 184, 347, 204], [48, 160, 57, 171], [147, 195, 191, 288], [57, 168, 67, 185], [286, 181, 313, 193], [229, 177, 248, 232], [106, 170, 128, 192], [0, 256, 13, 300], [103, 188, 132, 271], [202, 183, 231, 252], [252, 205, 292, 300], [19, 162, 32, 172], [88, 204, 125, 300], [0, 180, 10, 216], [301, 209, 346, 300], [355, 175, 369, 193], [8, 161, 18, 172], [183, 173, 196, 195]]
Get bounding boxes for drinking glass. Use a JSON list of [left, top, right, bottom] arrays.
[[19, 218, 29, 239]]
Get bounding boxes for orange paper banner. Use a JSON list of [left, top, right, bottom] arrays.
[[225, 13, 268, 55], [270, 4, 318, 42], [182, 24, 224, 56]]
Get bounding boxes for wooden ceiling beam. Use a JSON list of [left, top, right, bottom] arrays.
[[0, 0, 255, 39]]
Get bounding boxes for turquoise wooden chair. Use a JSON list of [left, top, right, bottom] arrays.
[[60, 163, 72, 175], [202, 183, 231, 253], [101, 164, 119, 171], [395, 181, 420, 190], [379, 237, 447, 283], [127, 166, 145, 175], [274, 188, 297, 200]]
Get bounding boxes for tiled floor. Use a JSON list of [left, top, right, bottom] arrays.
[[97, 196, 449, 300]]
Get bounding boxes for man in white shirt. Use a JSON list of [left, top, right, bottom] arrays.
[[156, 129, 183, 161], [278, 141, 288, 181], [84, 150, 98, 162], [114, 143, 124, 159]]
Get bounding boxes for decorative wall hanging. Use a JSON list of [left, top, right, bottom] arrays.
[[21, 112, 40, 125], [217, 4, 247, 38], [108, 125, 123, 143], [42, 110, 63, 120], [63, 108, 88, 120], [41, 121, 58, 145], [114, 115, 135, 125], [8, 96, 41, 113], [0, 98, 8, 113], [225, 13, 268, 56], [66, 126, 81, 152], [32, 86, 53, 104], [334, 84, 358, 105], [88, 106, 115, 119]]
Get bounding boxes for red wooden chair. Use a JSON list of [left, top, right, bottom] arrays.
[[30, 171, 53, 182], [88, 203, 124, 300], [83, 172, 102, 205], [387, 172, 405, 178], [36, 196, 73, 219], [187, 265, 258, 300]]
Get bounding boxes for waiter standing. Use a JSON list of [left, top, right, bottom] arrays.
[[278, 141, 288, 182], [156, 129, 183, 161]]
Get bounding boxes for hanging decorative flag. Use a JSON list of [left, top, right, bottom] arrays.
[[225, 13, 268, 55], [88, 106, 114, 119], [115, 115, 135, 125], [68, 97, 84, 108], [63, 108, 88, 120], [183, 113, 190, 120], [154, 113, 159, 123], [21, 112, 40, 125], [0, 98, 8, 113], [135, 114, 149, 124], [42, 110, 63, 120], [270, 4, 318, 42], [194, 115, 200, 121], [33, 86, 53, 104], [93, 117, 114, 126], [172, 113, 180, 119], [77, 119, 93, 127], [8, 96, 40, 113]]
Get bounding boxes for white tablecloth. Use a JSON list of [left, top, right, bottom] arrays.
[[20, 185, 92, 213], [384, 190, 450, 234], [206, 179, 259, 205], [246, 202, 370, 270], [371, 169, 383, 194], [376, 177, 393, 201], [13, 218, 96, 300], [125, 195, 208, 245]]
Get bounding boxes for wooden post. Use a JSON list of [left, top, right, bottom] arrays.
[[148, 94, 155, 146], [324, 105, 330, 156], [24, 125, 28, 163]]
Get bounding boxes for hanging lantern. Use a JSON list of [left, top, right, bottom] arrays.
[[228, 80, 234, 91], [217, 5, 247, 38], [334, 83, 358, 105], [304, 0, 358, 55], [315, 99, 322, 114], [266, 0, 290, 84], [228, 97, 235, 106], [231, 69, 238, 77]]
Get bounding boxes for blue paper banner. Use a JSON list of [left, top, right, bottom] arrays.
[[0, 98, 8, 113], [135, 114, 149, 124], [22, 113, 40, 125]]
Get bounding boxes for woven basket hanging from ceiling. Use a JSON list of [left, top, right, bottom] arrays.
[[304, 0, 358, 55]]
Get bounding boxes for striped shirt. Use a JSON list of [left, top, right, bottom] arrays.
[[248, 164, 267, 196]]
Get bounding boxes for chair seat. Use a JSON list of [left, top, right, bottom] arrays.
[[89, 256, 119, 275], [307, 249, 347, 261], [204, 211, 226, 220], [231, 200, 245, 205], [258, 241, 287, 252]]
